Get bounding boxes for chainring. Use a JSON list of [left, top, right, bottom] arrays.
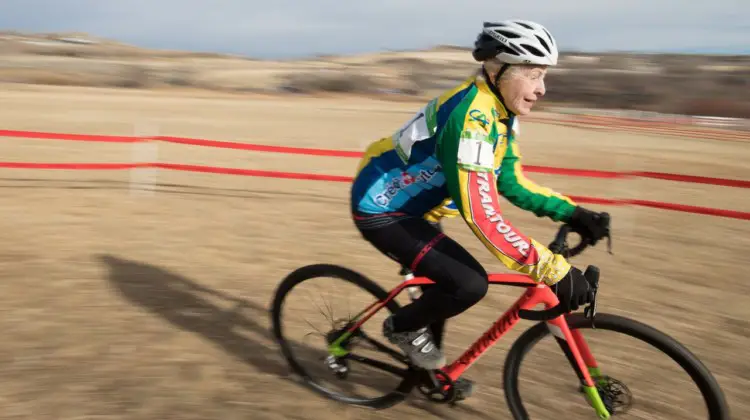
[[416, 370, 456, 403]]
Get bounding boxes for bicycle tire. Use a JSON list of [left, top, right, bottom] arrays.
[[270, 263, 416, 409], [502, 313, 730, 419]]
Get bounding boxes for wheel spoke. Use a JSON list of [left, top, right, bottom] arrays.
[[304, 319, 325, 336], [321, 287, 335, 324], [306, 288, 332, 325]]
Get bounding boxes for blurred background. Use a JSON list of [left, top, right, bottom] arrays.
[[0, 1, 748, 419], [1, 0, 749, 119]]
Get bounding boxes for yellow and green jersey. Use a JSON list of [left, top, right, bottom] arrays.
[[350, 70, 576, 285]]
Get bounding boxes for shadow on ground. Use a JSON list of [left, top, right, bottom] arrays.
[[97, 254, 492, 419], [98, 253, 298, 377]]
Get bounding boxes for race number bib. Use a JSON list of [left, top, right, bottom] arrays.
[[457, 130, 494, 172]]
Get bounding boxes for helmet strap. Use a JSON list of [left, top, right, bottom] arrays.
[[481, 64, 512, 115], [495, 63, 510, 85]]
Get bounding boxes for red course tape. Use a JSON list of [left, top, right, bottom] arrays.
[[0, 162, 144, 170], [2, 128, 749, 220], [1, 161, 748, 221], [0, 129, 140, 143], [2, 129, 748, 188]]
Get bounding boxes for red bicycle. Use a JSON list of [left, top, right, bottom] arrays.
[[271, 219, 729, 419]]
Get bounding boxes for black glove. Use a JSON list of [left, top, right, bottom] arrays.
[[568, 207, 610, 246], [551, 266, 595, 312]]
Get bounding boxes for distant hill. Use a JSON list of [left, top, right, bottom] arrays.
[[1, 32, 748, 118]]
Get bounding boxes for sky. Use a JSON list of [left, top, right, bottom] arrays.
[[1, 0, 748, 59]]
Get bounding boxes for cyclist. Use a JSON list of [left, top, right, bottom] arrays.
[[349, 20, 610, 399]]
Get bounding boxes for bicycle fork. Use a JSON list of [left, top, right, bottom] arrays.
[[546, 317, 612, 419]]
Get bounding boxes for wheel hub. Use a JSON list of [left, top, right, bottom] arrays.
[[596, 376, 633, 414]]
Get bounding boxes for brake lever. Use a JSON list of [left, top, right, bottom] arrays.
[[606, 230, 613, 255], [599, 212, 614, 256], [547, 223, 607, 327], [582, 266, 600, 327], [587, 230, 612, 328], [584, 293, 598, 327]]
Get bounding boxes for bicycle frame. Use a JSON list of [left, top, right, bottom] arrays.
[[329, 272, 611, 416]]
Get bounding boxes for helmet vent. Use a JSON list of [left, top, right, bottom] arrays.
[[496, 29, 521, 39], [543, 28, 555, 46], [516, 22, 534, 30], [521, 44, 545, 57], [535, 35, 551, 53]]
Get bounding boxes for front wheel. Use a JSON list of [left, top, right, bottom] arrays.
[[503, 313, 730, 419]]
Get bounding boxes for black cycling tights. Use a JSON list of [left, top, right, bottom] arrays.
[[354, 213, 489, 346]]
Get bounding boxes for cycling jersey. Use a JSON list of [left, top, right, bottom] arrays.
[[350, 70, 578, 285]]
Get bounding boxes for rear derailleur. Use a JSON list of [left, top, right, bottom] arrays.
[[322, 321, 360, 379]]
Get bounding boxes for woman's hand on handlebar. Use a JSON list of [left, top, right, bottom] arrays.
[[518, 223, 606, 322], [549, 211, 613, 259], [568, 207, 611, 247], [549, 266, 596, 313]]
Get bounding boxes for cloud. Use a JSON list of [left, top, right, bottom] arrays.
[[0, 0, 747, 57]]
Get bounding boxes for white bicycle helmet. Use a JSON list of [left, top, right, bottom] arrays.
[[472, 20, 559, 66]]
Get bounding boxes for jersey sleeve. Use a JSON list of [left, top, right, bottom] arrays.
[[437, 103, 570, 285], [497, 133, 577, 222]]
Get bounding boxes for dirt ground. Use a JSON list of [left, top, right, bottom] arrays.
[[0, 83, 748, 420]]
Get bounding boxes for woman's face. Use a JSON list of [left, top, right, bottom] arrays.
[[498, 65, 548, 116]]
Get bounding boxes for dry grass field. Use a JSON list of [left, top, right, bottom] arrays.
[[0, 83, 748, 419], [3, 33, 749, 118]]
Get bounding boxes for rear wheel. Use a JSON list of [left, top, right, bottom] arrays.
[[270, 263, 418, 409], [503, 313, 730, 419]]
